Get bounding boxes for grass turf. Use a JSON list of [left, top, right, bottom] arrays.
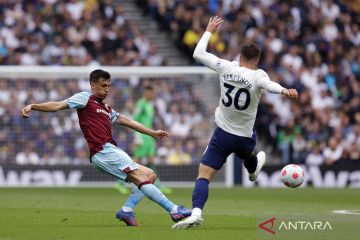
[[0, 187, 359, 240]]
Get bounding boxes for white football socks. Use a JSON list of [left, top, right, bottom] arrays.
[[192, 208, 202, 217]]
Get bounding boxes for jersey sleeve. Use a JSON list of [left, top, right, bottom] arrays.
[[193, 31, 233, 75], [66, 92, 91, 109], [256, 70, 285, 93], [110, 108, 120, 124]]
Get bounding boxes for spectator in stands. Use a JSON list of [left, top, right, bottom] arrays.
[[323, 137, 343, 166], [167, 142, 192, 165], [349, 142, 360, 162], [15, 145, 40, 165], [277, 119, 301, 164], [306, 144, 325, 166], [291, 133, 307, 164], [170, 115, 192, 139]]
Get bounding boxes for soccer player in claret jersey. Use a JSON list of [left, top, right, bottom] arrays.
[[21, 69, 191, 227], [172, 16, 298, 229]]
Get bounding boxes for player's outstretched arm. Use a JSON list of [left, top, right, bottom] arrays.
[[22, 101, 69, 119], [116, 114, 169, 139], [193, 16, 224, 69], [257, 70, 299, 101]]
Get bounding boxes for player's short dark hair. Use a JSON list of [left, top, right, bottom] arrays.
[[240, 44, 261, 61], [144, 85, 154, 91], [89, 69, 111, 83]]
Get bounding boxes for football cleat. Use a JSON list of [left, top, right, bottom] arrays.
[[170, 205, 192, 222], [249, 151, 266, 181], [171, 215, 203, 229], [116, 209, 139, 226]]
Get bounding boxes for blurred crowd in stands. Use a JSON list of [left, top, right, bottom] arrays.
[[138, 0, 360, 166], [0, 0, 359, 166], [0, 77, 212, 165], [0, 0, 165, 66]]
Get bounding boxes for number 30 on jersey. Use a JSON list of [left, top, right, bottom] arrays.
[[221, 83, 250, 111]]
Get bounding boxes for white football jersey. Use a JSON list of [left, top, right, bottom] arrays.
[[194, 32, 284, 137]]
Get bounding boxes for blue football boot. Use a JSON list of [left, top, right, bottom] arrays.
[[170, 205, 192, 222]]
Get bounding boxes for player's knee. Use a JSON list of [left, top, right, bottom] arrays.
[[148, 170, 156, 183], [197, 174, 211, 181], [197, 163, 217, 181], [127, 169, 148, 185]]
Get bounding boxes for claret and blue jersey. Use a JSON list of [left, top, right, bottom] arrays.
[[66, 91, 120, 158]]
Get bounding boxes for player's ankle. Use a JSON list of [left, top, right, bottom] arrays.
[[170, 205, 178, 214], [122, 206, 134, 212], [192, 207, 202, 217]]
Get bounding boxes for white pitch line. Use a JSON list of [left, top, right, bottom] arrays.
[[333, 210, 360, 215]]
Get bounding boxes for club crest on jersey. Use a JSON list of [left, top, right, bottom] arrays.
[[96, 109, 111, 118]]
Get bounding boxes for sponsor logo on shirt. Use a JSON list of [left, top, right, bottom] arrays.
[[96, 109, 111, 118]]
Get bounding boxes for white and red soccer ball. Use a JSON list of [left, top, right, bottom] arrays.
[[280, 164, 304, 188]]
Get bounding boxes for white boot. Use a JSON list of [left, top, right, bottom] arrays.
[[249, 151, 266, 181], [172, 215, 203, 229]]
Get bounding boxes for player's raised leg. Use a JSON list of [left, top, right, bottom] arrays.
[[235, 132, 266, 181], [247, 151, 266, 181]]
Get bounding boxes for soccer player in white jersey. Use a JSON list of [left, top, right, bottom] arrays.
[[172, 17, 298, 229]]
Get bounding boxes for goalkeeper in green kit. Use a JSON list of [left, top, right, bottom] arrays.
[[115, 85, 172, 194]]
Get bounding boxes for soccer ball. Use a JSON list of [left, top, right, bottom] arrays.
[[280, 164, 304, 188]]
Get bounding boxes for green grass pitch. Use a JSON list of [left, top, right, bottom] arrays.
[[0, 187, 359, 240]]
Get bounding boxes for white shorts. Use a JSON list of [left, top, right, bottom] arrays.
[[91, 143, 139, 182]]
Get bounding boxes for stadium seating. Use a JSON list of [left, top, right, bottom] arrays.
[[0, 1, 165, 66]]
